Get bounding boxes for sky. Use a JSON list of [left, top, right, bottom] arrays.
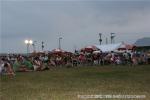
[[0, 0, 150, 53]]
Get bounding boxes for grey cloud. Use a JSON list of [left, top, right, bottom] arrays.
[[1, 0, 150, 53]]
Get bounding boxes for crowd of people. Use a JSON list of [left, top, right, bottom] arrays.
[[0, 50, 150, 77]]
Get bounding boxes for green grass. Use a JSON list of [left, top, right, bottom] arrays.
[[1, 65, 150, 100]]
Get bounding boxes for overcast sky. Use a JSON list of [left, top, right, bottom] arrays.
[[1, 0, 150, 53]]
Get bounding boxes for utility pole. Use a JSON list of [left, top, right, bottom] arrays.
[[42, 41, 44, 51], [110, 33, 115, 44], [99, 33, 102, 45], [32, 41, 37, 52], [58, 37, 62, 49], [106, 37, 108, 44]]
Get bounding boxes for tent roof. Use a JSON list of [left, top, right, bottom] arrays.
[[94, 43, 122, 52], [118, 43, 136, 50], [50, 48, 66, 54], [134, 37, 150, 47]]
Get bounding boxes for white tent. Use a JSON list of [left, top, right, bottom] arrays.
[[94, 43, 122, 52]]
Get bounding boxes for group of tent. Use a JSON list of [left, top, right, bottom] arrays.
[[31, 42, 136, 55], [31, 48, 73, 56], [81, 42, 136, 53]]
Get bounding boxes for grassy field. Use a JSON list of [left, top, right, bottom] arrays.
[[0, 65, 150, 100]]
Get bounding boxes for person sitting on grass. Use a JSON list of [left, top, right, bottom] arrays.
[[78, 53, 86, 66], [13, 56, 32, 72], [55, 55, 62, 66], [42, 55, 49, 70], [115, 55, 122, 65], [132, 53, 138, 66], [71, 55, 78, 67], [48, 57, 56, 68], [0, 58, 5, 75], [1, 58, 15, 77], [110, 51, 115, 64], [33, 57, 45, 71], [22, 57, 34, 71]]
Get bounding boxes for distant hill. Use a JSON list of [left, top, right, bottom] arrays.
[[134, 37, 150, 47]]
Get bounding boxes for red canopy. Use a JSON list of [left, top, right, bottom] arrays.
[[50, 49, 73, 56], [81, 45, 99, 52], [51, 48, 65, 54], [118, 43, 136, 50]]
